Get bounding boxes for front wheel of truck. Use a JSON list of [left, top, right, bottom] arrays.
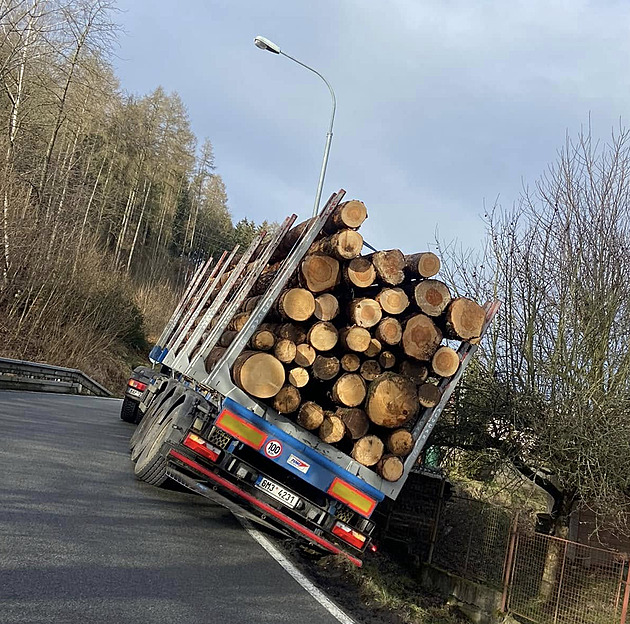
[[120, 397, 139, 423]]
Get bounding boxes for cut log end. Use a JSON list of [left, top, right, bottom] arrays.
[[288, 366, 310, 388], [402, 314, 443, 361], [312, 355, 340, 381], [432, 346, 460, 377], [364, 338, 382, 358], [332, 373, 367, 407], [314, 293, 340, 321], [294, 343, 316, 367], [301, 254, 340, 293], [340, 326, 372, 353], [365, 373, 418, 428], [445, 297, 486, 341], [360, 359, 382, 381], [327, 199, 368, 231], [377, 455, 404, 481], [297, 401, 324, 430], [413, 279, 451, 317], [308, 321, 339, 352], [337, 408, 369, 440], [232, 351, 285, 399], [375, 317, 403, 345], [367, 249, 405, 286], [351, 435, 384, 466], [405, 252, 441, 278], [274, 338, 297, 364], [340, 353, 361, 372], [345, 257, 376, 288], [379, 351, 396, 369], [387, 429, 414, 456], [375, 288, 409, 315], [273, 384, 301, 414], [278, 288, 315, 322], [319, 414, 346, 444], [418, 382, 443, 408]]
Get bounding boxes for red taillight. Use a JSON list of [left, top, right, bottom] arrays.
[[215, 409, 267, 450], [370, 543, 378, 553], [332, 522, 367, 550], [128, 379, 148, 392], [183, 433, 220, 462]]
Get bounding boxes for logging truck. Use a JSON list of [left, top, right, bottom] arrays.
[[127, 190, 499, 566]]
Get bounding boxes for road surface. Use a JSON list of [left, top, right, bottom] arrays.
[[0, 391, 343, 624]]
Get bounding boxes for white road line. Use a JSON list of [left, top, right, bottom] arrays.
[[240, 519, 358, 624]]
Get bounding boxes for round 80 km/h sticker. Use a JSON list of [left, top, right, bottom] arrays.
[[264, 439, 283, 458]]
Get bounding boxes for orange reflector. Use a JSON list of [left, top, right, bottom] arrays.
[[332, 522, 367, 550], [328, 478, 376, 517], [128, 379, 148, 392], [183, 433, 220, 462], [216, 410, 267, 450]]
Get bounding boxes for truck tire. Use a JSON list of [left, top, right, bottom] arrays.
[[133, 413, 174, 486], [120, 397, 139, 423]]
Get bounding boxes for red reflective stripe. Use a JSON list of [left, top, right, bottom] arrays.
[[169, 449, 362, 567]]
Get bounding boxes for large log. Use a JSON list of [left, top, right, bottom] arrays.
[[377, 455, 404, 481], [444, 297, 486, 341], [312, 355, 340, 381], [232, 351, 285, 399], [375, 287, 409, 315], [319, 413, 346, 444], [340, 353, 361, 372], [432, 346, 460, 377], [348, 298, 382, 328], [360, 359, 382, 381], [274, 338, 296, 363], [402, 314, 442, 361], [309, 229, 363, 260], [294, 343, 316, 367], [324, 199, 368, 232], [308, 321, 339, 351], [400, 360, 429, 385], [297, 401, 324, 430], [300, 254, 340, 293], [344, 257, 376, 288], [339, 326, 371, 353], [374, 317, 403, 345], [314, 293, 339, 321], [387, 429, 414, 456], [418, 382, 442, 408], [413, 279, 451, 317], [365, 373, 418, 428], [365, 249, 405, 286], [277, 288, 316, 322], [332, 373, 367, 407], [337, 407, 369, 440], [351, 435, 384, 466], [273, 385, 301, 414], [405, 252, 441, 278], [288, 366, 310, 388]]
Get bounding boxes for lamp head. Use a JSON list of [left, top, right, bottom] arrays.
[[254, 35, 281, 54]]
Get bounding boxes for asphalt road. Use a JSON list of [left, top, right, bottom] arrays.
[[0, 391, 342, 624]]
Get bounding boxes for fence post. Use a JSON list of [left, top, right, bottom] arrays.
[[500, 515, 518, 612], [425, 476, 446, 565], [620, 562, 630, 624], [552, 540, 569, 624]]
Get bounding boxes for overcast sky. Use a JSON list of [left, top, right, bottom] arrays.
[[113, 0, 630, 253]]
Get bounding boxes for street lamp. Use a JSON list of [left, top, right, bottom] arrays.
[[254, 35, 336, 218]]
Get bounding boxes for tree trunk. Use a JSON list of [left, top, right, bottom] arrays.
[[374, 317, 403, 345], [444, 297, 486, 341], [377, 455, 404, 481], [365, 249, 405, 285], [232, 351, 285, 398], [277, 288, 315, 321], [365, 373, 418, 427], [332, 374, 367, 407], [312, 355, 340, 381], [413, 279, 451, 317], [375, 287, 409, 315], [432, 346, 460, 377], [309, 229, 363, 260], [348, 297, 382, 328], [339, 326, 371, 352], [300, 254, 340, 292], [405, 252, 440, 278], [402, 314, 442, 361], [319, 413, 346, 444], [351, 435, 384, 466], [307, 321, 339, 351], [337, 408, 369, 440], [314, 293, 339, 321], [344, 257, 376, 288], [387, 430, 414, 456], [273, 384, 301, 414], [340, 353, 361, 372], [297, 401, 324, 430]]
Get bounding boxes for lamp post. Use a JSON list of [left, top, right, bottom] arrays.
[[254, 36, 336, 218]]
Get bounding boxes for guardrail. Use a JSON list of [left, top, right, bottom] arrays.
[[0, 357, 113, 397]]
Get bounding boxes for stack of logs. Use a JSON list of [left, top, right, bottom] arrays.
[[202, 200, 486, 482]]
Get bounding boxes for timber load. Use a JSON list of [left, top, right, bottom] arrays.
[[198, 199, 486, 481]]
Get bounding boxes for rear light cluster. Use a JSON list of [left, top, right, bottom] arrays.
[[128, 379, 148, 392], [183, 433, 221, 462], [332, 522, 367, 550]]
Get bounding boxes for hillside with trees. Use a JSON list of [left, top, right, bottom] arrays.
[[0, 0, 261, 389]]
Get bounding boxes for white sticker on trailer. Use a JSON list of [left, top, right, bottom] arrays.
[[287, 454, 310, 474]]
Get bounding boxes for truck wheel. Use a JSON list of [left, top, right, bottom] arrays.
[[133, 413, 174, 486], [120, 397, 139, 423], [129, 380, 179, 453]]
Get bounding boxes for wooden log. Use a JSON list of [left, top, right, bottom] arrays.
[[288, 366, 310, 388], [308, 321, 339, 351], [418, 382, 442, 408], [339, 326, 371, 353], [337, 408, 369, 440], [432, 346, 460, 377], [309, 229, 363, 260], [243, 295, 262, 312], [379, 351, 396, 369], [402, 314, 442, 361], [218, 330, 237, 348], [365, 249, 405, 286], [364, 338, 382, 357], [319, 413, 346, 444], [204, 346, 226, 373], [297, 401, 324, 430], [413, 279, 451, 317], [375, 287, 409, 315], [270, 217, 315, 263], [387, 429, 414, 456], [344, 257, 376, 288], [360, 359, 382, 381], [365, 373, 418, 428], [232, 351, 285, 399], [277, 323, 307, 344], [228, 311, 251, 331], [274, 338, 297, 364], [300, 254, 340, 293], [324, 199, 368, 233], [314, 293, 339, 321], [277, 288, 316, 322], [351, 435, 384, 466], [405, 252, 441, 278], [444, 297, 486, 341], [250, 329, 275, 351], [294, 343, 316, 367], [340, 353, 361, 372], [273, 384, 301, 414], [374, 317, 403, 345], [400, 360, 429, 385], [332, 374, 367, 407], [348, 297, 382, 328], [312, 355, 340, 381], [377, 454, 404, 481]]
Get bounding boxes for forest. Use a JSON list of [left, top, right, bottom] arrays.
[[0, 0, 261, 388]]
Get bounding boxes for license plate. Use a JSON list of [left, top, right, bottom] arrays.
[[255, 476, 299, 508], [127, 388, 143, 398]]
